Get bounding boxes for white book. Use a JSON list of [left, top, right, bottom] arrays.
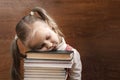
[[24, 69, 66, 73], [24, 62, 72, 68], [24, 77, 65, 80], [24, 72, 65, 76], [24, 74, 65, 78], [24, 67, 65, 70]]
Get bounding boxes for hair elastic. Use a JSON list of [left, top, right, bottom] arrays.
[[30, 11, 34, 16], [14, 34, 18, 40]]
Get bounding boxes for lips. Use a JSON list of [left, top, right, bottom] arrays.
[[48, 46, 57, 51], [48, 43, 58, 51]]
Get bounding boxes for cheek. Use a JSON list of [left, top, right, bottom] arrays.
[[49, 30, 60, 43], [53, 34, 60, 43]]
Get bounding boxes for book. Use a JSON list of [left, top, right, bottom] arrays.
[[24, 69, 66, 74], [24, 71, 66, 75], [24, 74, 65, 78], [24, 62, 72, 68], [24, 59, 72, 63], [24, 67, 65, 70], [25, 50, 73, 60], [24, 77, 65, 80]]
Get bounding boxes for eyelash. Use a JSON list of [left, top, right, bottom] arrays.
[[46, 36, 50, 40], [39, 36, 51, 49], [33, 35, 51, 50]]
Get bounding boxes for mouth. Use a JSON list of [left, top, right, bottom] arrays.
[[50, 46, 57, 50], [48, 45, 57, 51]]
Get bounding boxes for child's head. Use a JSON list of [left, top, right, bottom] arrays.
[[11, 7, 64, 80], [16, 7, 64, 51]]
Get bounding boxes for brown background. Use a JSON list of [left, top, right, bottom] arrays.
[[0, 0, 120, 80]]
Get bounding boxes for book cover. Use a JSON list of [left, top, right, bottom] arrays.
[[25, 50, 73, 60]]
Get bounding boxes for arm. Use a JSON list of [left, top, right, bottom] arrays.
[[68, 49, 82, 80]]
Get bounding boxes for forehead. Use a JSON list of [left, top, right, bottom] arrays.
[[26, 21, 50, 49], [32, 21, 49, 29], [31, 21, 50, 39]]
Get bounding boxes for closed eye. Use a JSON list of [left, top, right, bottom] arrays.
[[46, 34, 51, 40]]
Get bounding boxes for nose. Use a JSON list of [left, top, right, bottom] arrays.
[[44, 40, 52, 49]]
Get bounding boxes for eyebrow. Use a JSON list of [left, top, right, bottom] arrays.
[[46, 34, 50, 40]]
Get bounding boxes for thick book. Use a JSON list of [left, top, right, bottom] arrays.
[[25, 50, 73, 60]]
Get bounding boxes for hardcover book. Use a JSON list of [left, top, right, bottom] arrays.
[[25, 50, 73, 60]]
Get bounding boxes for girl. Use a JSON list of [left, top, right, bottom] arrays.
[[11, 7, 82, 80]]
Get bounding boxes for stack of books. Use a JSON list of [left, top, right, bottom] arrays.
[[24, 50, 73, 80]]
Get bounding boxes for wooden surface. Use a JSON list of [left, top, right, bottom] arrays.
[[0, 0, 120, 80]]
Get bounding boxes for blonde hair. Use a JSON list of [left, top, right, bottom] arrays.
[[11, 7, 64, 80]]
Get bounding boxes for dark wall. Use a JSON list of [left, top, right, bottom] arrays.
[[0, 0, 120, 80]]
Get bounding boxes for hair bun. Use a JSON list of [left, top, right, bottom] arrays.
[[30, 11, 34, 16]]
